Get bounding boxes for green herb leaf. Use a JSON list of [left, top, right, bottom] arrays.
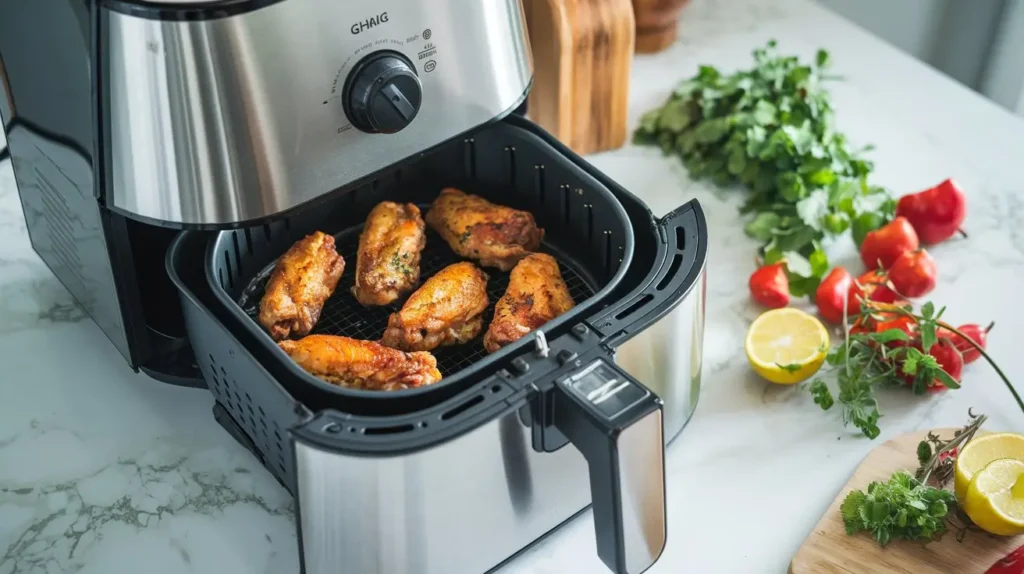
[[809, 379, 834, 410], [933, 368, 962, 390], [816, 49, 831, 68], [743, 212, 781, 242], [916, 441, 932, 466], [872, 329, 911, 344], [840, 471, 956, 547]]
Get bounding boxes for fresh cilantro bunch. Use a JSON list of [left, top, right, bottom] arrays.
[[634, 40, 894, 295], [841, 471, 956, 546]]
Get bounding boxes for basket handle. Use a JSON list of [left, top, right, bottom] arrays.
[[550, 357, 666, 574]]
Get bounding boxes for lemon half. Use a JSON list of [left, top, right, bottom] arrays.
[[745, 308, 829, 385], [955, 432, 1024, 502], [963, 458, 1024, 536]]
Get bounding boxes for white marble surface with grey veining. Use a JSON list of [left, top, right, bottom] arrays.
[[4, 0, 1024, 572]]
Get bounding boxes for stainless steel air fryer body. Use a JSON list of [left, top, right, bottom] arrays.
[[2, 0, 708, 572], [293, 274, 706, 574], [101, 0, 533, 225]]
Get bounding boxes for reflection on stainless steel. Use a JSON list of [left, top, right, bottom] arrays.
[[499, 413, 534, 515], [295, 411, 590, 574], [102, 0, 533, 225], [617, 410, 666, 574], [615, 263, 707, 441]]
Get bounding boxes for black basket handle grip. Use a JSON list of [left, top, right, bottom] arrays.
[[552, 358, 667, 574]]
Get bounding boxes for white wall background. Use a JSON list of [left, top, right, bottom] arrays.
[[819, 0, 1024, 116]]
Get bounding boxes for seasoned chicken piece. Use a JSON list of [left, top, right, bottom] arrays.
[[278, 335, 442, 391], [352, 201, 427, 306], [259, 231, 345, 341], [380, 261, 489, 352], [483, 253, 576, 353], [425, 187, 544, 271]]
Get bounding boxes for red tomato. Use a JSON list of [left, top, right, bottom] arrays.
[[938, 322, 992, 365], [816, 267, 859, 324], [856, 269, 898, 303], [888, 249, 938, 298], [860, 216, 920, 270], [901, 338, 964, 393], [748, 263, 790, 308]]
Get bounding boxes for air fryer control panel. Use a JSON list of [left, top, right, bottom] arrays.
[[100, 0, 533, 226]]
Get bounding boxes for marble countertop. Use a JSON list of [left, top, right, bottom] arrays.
[[4, 0, 1024, 572]]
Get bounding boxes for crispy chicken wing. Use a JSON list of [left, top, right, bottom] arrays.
[[278, 335, 442, 391], [380, 261, 489, 352], [259, 231, 345, 341], [425, 187, 544, 271], [483, 253, 575, 353], [352, 201, 427, 306]]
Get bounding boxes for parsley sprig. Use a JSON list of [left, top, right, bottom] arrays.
[[809, 298, 1022, 439], [809, 301, 956, 438], [634, 40, 894, 296], [842, 412, 988, 547], [840, 471, 957, 546]]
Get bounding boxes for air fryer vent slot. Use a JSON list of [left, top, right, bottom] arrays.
[[441, 394, 485, 421], [675, 226, 687, 251], [363, 423, 416, 436], [615, 294, 654, 322], [657, 254, 683, 291]]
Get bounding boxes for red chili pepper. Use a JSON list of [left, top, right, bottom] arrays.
[[860, 216, 920, 270], [901, 337, 964, 393], [815, 267, 860, 324], [938, 322, 993, 365], [748, 262, 790, 308], [887, 249, 938, 298], [986, 543, 1024, 574], [895, 178, 968, 245]]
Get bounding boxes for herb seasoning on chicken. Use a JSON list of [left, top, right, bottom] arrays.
[[352, 201, 427, 306]]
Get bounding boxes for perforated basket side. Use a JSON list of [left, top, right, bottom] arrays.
[[168, 230, 310, 493]]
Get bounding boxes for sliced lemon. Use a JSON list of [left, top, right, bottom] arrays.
[[955, 432, 1024, 502], [745, 308, 829, 385], [963, 458, 1024, 536]]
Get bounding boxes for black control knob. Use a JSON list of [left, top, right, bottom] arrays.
[[344, 51, 423, 134]]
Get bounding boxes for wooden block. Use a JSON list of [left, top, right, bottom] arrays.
[[523, 0, 635, 155]]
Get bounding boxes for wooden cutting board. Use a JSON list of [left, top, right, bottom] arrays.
[[790, 428, 1024, 574]]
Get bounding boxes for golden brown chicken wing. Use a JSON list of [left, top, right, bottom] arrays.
[[259, 231, 345, 341], [483, 253, 576, 353], [425, 187, 544, 271], [351, 201, 427, 306], [278, 335, 442, 391], [380, 261, 489, 352]]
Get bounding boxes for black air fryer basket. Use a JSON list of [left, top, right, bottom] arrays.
[[205, 118, 637, 413], [166, 116, 708, 573]]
